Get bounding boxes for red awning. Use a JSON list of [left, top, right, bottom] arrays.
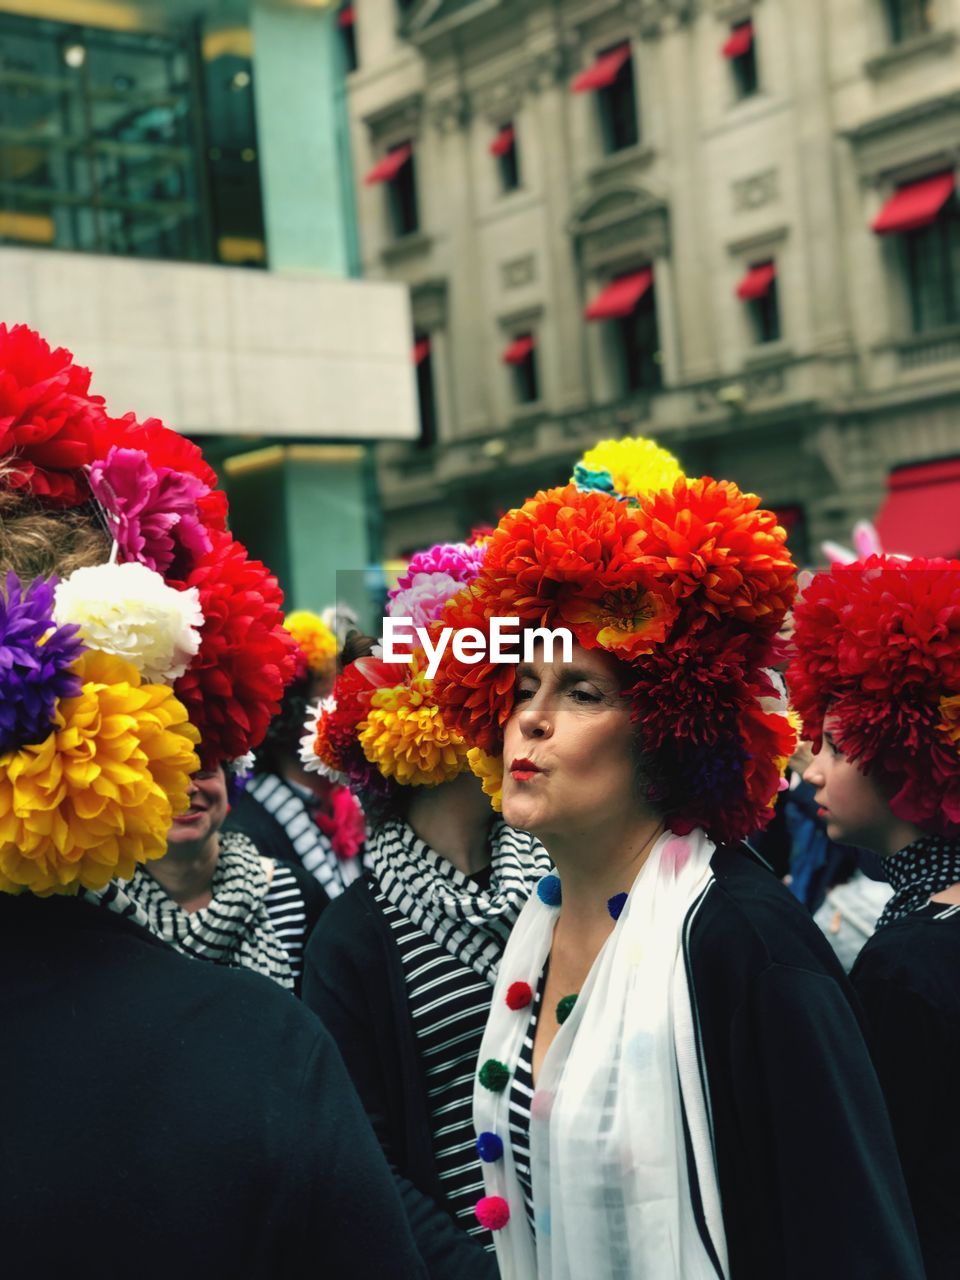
[[874, 457, 960, 558], [585, 268, 653, 321], [736, 261, 776, 301], [489, 124, 515, 158], [502, 334, 534, 365], [872, 172, 955, 235], [338, 5, 355, 27], [364, 144, 412, 186], [722, 21, 754, 59], [413, 337, 431, 365], [571, 43, 630, 94]]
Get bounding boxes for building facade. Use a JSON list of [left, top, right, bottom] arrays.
[[347, 0, 960, 562], [0, 0, 419, 618]]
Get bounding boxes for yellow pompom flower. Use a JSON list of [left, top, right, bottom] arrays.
[[0, 650, 200, 896], [285, 610, 338, 676], [578, 435, 683, 500], [938, 693, 960, 749], [467, 748, 503, 813], [358, 671, 470, 787]]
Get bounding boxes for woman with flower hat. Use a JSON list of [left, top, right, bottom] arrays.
[[0, 324, 429, 1278], [430, 438, 924, 1280], [791, 554, 960, 1280], [224, 607, 368, 902], [301, 539, 552, 1279]]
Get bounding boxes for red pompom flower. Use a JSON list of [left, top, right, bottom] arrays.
[[173, 532, 299, 766], [0, 323, 105, 507]]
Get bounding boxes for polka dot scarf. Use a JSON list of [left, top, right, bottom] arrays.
[[875, 835, 960, 932]]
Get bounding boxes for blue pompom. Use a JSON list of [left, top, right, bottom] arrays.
[[537, 874, 562, 906], [607, 892, 628, 921], [476, 1131, 504, 1163]]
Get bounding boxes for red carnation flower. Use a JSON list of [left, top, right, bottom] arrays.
[[626, 629, 761, 749], [432, 587, 516, 755], [0, 323, 105, 506], [173, 531, 299, 766]]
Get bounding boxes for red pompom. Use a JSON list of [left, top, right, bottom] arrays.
[[173, 531, 299, 766], [0, 323, 106, 507], [475, 1195, 510, 1231], [506, 981, 533, 1010]]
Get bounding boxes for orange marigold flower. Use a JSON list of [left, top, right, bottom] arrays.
[[631, 476, 796, 633]]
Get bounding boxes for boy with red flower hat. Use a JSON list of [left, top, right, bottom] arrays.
[[791, 553, 960, 1280]]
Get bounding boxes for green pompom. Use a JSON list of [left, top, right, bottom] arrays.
[[556, 994, 578, 1026], [478, 1058, 511, 1092]]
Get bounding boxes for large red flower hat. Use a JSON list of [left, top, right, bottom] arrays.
[[433, 459, 797, 845], [1, 324, 298, 893], [789, 555, 960, 835]]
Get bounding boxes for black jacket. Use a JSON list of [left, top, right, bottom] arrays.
[[303, 878, 498, 1280], [852, 903, 960, 1280], [688, 846, 925, 1279], [1, 893, 428, 1280]]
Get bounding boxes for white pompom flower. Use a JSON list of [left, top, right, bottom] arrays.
[[300, 696, 347, 782], [53, 561, 204, 685]]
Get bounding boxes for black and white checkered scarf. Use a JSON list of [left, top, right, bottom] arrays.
[[875, 834, 960, 931], [370, 817, 553, 984], [120, 831, 294, 990]]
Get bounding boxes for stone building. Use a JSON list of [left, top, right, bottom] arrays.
[[345, 0, 960, 562]]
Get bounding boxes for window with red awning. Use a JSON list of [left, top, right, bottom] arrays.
[[736, 261, 776, 301], [489, 125, 515, 157], [722, 20, 754, 59], [585, 269, 653, 321], [364, 144, 412, 186], [570, 43, 631, 94], [872, 173, 956, 235]]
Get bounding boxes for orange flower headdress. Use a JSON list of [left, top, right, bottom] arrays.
[[432, 439, 797, 844]]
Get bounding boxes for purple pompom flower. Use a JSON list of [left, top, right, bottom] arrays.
[[0, 572, 86, 752]]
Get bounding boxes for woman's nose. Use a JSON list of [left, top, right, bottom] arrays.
[[518, 699, 552, 739]]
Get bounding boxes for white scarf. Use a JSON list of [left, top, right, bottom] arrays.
[[474, 827, 729, 1280]]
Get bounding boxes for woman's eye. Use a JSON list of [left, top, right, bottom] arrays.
[[570, 688, 601, 704], [514, 684, 536, 702]]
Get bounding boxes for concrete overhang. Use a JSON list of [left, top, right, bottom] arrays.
[[1, 247, 419, 441]]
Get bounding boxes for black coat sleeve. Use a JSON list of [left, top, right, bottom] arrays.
[[303, 900, 499, 1280], [280, 1024, 430, 1279], [739, 963, 925, 1280]]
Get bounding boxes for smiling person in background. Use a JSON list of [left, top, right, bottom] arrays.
[[431, 442, 924, 1280], [224, 608, 368, 903], [126, 762, 325, 995], [792, 554, 960, 1280], [0, 324, 430, 1279]]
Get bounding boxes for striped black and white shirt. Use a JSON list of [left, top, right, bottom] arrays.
[[264, 861, 311, 988], [509, 967, 544, 1233], [375, 875, 497, 1251]]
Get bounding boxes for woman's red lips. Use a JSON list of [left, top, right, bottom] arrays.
[[817, 806, 829, 819], [510, 758, 542, 781]]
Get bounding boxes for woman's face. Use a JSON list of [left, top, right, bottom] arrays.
[[501, 641, 640, 845], [803, 715, 897, 853], [167, 767, 229, 851]]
